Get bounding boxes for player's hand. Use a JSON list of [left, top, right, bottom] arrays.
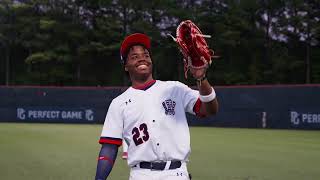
[[190, 66, 207, 80]]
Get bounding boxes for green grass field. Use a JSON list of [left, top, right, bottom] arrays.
[[0, 123, 319, 180]]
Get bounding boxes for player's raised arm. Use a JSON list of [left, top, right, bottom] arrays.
[[173, 20, 218, 116], [193, 68, 219, 116], [171, 20, 219, 117], [95, 144, 118, 180]]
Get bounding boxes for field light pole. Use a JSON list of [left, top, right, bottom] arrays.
[[0, 40, 10, 85], [5, 45, 9, 86]]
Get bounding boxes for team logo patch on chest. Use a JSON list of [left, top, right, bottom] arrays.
[[162, 99, 176, 115]]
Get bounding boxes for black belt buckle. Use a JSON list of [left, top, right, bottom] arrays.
[[150, 162, 165, 171], [170, 161, 182, 169]]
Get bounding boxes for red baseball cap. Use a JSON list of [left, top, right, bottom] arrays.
[[120, 33, 151, 62]]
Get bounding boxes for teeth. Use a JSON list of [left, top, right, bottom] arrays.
[[138, 64, 148, 69]]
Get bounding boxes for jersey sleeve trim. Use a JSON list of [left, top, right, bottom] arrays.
[[99, 137, 122, 146], [193, 98, 206, 117]]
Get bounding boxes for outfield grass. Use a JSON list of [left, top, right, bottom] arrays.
[[0, 123, 319, 180]]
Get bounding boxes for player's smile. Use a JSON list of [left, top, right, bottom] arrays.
[[136, 60, 151, 71]]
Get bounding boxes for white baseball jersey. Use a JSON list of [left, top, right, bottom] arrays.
[[99, 80, 202, 167]]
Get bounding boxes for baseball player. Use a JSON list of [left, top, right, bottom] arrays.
[[95, 33, 219, 180]]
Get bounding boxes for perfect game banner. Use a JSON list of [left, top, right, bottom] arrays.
[[290, 109, 320, 129], [16, 107, 95, 123]]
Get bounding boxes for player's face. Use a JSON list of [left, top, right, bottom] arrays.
[[125, 45, 153, 80]]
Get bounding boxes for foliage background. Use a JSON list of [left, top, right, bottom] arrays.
[[0, 0, 319, 86]]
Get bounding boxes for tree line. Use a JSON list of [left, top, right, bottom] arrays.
[[0, 0, 319, 86]]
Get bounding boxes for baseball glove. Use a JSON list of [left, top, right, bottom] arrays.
[[170, 20, 217, 78]]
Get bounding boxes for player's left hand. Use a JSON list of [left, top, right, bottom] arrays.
[[190, 66, 207, 80]]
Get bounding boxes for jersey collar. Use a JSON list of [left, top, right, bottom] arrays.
[[132, 79, 156, 91]]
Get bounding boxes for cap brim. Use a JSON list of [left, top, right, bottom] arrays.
[[120, 33, 151, 59]]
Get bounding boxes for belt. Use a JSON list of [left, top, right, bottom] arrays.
[[135, 161, 182, 170]]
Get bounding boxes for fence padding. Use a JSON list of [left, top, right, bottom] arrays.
[[0, 85, 319, 129]]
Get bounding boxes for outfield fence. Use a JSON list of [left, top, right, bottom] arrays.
[[0, 84, 319, 129]]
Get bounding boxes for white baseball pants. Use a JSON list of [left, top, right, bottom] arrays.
[[129, 163, 190, 180]]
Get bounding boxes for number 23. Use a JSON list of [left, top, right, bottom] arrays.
[[132, 123, 149, 146]]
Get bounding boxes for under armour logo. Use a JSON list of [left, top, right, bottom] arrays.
[[162, 99, 176, 115], [125, 99, 132, 105], [176, 172, 183, 176]]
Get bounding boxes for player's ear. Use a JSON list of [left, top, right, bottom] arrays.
[[124, 65, 128, 72]]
